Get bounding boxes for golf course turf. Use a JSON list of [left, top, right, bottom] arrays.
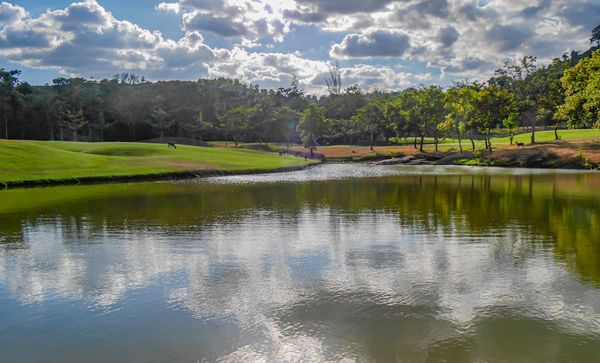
[[0, 140, 316, 187]]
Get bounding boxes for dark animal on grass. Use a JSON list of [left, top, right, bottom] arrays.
[[278, 149, 288, 156], [168, 143, 177, 149], [516, 142, 525, 148]]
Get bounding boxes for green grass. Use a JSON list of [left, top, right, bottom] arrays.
[[0, 140, 315, 185], [433, 129, 600, 151]]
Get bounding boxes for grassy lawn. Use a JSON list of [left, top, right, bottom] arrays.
[[432, 129, 600, 151], [391, 129, 600, 148], [0, 140, 315, 185]]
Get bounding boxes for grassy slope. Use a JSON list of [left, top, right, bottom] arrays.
[[0, 140, 314, 185]]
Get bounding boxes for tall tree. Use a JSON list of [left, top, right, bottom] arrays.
[[149, 107, 172, 140], [0, 69, 24, 139], [221, 106, 249, 147], [503, 112, 519, 145], [325, 61, 342, 96], [297, 104, 330, 156], [443, 84, 476, 154], [556, 49, 600, 128], [62, 109, 87, 141], [474, 85, 513, 152], [353, 100, 385, 151]]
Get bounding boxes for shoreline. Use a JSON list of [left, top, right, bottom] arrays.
[[3, 140, 599, 190], [4, 150, 597, 190], [0, 163, 320, 190], [322, 147, 600, 171]]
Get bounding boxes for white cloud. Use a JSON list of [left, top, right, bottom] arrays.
[[0, 0, 598, 92], [0, 0, 215, 79], [330, 29, 412, 59], [0, 1, 27, 24]]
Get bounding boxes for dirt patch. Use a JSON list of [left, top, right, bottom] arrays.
[[287, 139, 600, 169], [494, 139, 600, 164]]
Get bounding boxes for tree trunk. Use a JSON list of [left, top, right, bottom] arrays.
[[457, 130, 463, 154], [510, 132, 514, 145], [469, 128, 475, 151], [487, 132, 493, 152], [419, 135, 425, 152], [554, 124, 559, 140], [60, 125, 64, 141], [4, 113, 8, 139], [413, 136, 418, 149], [434, 130, 439, 152], [370, 131, 374, 151], [531, 118, 536, 144], [47, 114, 54, 141]]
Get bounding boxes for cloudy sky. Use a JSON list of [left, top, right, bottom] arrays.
[[0, 0, 598, 93]]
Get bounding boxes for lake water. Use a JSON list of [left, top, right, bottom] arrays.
[[1, 164, 599, 362]]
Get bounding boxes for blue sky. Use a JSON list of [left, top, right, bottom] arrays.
[[0, 0, 597, 93]]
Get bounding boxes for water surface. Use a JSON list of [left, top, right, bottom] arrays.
[[1, 164, 599, 362]]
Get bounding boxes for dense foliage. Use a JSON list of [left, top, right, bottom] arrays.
[[1, 42, 599, 150]]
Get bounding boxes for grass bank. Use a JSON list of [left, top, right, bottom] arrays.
[[278, 130, 600, 169], [0, 140, 317, 188]]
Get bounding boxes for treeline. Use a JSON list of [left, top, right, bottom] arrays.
[[1, 44, 599, 152]]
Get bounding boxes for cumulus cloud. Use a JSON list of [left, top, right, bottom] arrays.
[[0, 0, 598, 93], [294, 0, 396, 15], [0, 1, 27, 24], [330, 29, 412, 58], [158, 0, 294, 44], [0, 0, 215, 79]]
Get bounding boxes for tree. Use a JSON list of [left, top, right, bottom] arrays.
[[297, 104, 330, 156], [556, 49, 600, 129], [492, 56, 539, 143], [503, 112, 519, 145], [271, 106, 299, 147], [149, 107, 172, 140], [0, 69, 24, 139], [473, 85, 513, 152], [221, 106, 249, 147], [353, 100, 385, 151], [62, 109, 87, 141], [183, 112, 213, 142], [325, 61, 342, 96], [93, 112, 110, 142], [384, 97, 410, 144], [443, 84, 476, 154], [421, 86, 445, 152]]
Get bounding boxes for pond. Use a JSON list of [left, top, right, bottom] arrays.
[[0, 164, 599, 362]]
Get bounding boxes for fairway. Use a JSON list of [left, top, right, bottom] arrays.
[[0, 140, 315, 186]]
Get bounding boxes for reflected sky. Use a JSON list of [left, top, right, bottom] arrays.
[[1, 165, 599, 362]]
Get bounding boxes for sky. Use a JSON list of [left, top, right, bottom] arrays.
[[0, 0, 598, 94]]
